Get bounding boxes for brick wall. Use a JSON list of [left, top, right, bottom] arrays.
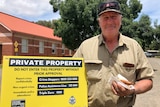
[[0, 32, 75, 64], [13, 33, 73, 57]]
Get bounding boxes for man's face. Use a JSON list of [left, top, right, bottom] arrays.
[[98, 11, 122, 36]]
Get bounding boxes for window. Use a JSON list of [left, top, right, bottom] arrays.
[[21, 39, 28, 53], [52, 43, 56, 54], [39, 41, 44, 53]]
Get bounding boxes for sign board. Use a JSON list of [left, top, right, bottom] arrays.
[[0, 56, 88, 107]]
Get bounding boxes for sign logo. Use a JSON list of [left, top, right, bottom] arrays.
[[69, 96, 76, 105]]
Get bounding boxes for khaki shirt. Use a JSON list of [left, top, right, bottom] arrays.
[[73, 34, 154, 107]]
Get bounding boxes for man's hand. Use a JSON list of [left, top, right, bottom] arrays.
[[111, 81, 135, 97]]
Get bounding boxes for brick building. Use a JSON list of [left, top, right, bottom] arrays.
[[0, 12, 74, 64]]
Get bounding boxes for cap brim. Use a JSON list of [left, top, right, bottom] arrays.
[[98, 9, 121, 16]]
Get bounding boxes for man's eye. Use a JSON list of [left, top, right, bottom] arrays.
[[111, 16, 116, 19], [103, 16, 117, 20], [104, 17, 109, 19]]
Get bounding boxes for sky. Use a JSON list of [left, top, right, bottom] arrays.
[[0, 0, 160, 25]]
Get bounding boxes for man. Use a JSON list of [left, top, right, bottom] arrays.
[[73, 0, 154, 107]]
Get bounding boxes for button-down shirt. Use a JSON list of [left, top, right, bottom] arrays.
[[73, 34, 154, 107]]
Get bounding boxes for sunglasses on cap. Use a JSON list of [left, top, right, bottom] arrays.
[[98, 1, 121, 16]]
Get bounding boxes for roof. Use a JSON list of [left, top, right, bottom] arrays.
[[0, 12, 61, 41]]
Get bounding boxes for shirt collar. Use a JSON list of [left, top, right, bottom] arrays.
[[98, 33, 126, 47], [98, 34, 104, 46]]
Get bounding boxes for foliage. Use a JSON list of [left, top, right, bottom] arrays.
[[50, 0, 101, 50], [49, 0, 160, 50], [135, 15, 154, 50], [120, 0, 142, 36], [49, 0, 143, 50], [152, 23, 160, 50]]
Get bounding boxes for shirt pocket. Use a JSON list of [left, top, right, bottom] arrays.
[[85, 60, 102, 81], [120, 63, 135, 73], [118, 62, 136, 81]]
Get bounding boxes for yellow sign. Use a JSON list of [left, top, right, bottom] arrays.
[[14, 41, 19, 52], [0, 56, 88, 107], [14, 41, 18, 48], [14, 47, 18, 52]]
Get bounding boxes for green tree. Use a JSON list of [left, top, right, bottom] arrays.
[[135, 15, 154, 50], [154, 21, 160, 41], [50, 0, 142, 50], [152, 22, 160, 50], [120, 0, 142, 37], [50, 0, 100, 50]]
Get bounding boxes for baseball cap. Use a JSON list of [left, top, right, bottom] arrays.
[[98, 0, 121, 16]]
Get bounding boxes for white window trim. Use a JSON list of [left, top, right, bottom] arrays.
[[21, 39, 28, 53], [39, 41, 44, 54], [52, 43, 56, 54]]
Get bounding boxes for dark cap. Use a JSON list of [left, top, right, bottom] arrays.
[[98, 0, 121, 16]]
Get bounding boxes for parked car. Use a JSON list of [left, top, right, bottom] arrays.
[[144, 52, 153, 57]]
